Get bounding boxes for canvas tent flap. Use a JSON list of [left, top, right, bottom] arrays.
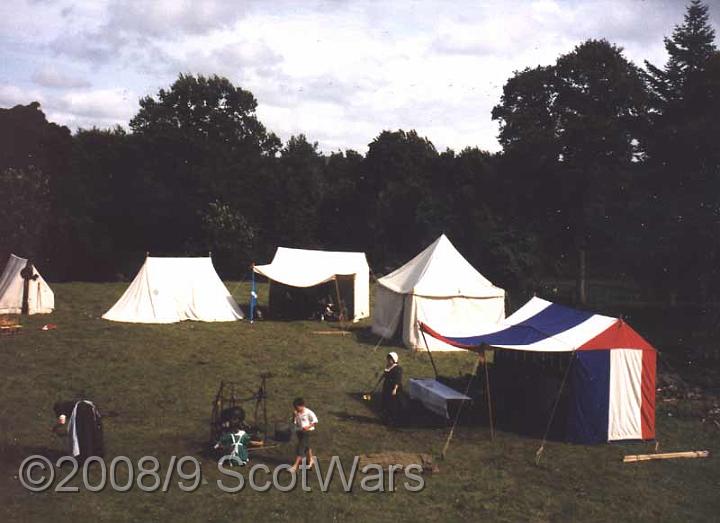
[[372, 286, 405, 338], [377, 234, 504, 298], [254, 247, 370, 321], [0, 254, 54, 314], [420, 297, 617, 352], [405, 295, 506, 352], [103, 257, 243, 323], [254, 247, 368, 288]]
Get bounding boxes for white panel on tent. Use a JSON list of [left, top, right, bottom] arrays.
[[253, 247, 370, 321], [102, 257, 243, 323], [0, 254, 54, 315], [372, 235, 505, 351], [608, 349, 643, 441]]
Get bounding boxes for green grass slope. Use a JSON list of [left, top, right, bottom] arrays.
[[0, 282, 718, 522]]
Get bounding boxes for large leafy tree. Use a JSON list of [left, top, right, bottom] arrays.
[[263, 134, 325, 250], [0, 166, 50, 262], [128, 74, 279, 271], [427, 148, 541, 290], [61, 127, 142, 279], [361, 130, 438, 268], [317, 149, 366, 251], [493, 39, 649, 302], [0, 102, 71, 274]]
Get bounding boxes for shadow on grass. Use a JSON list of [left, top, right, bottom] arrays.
[[344, 391, 456, 430], [352, 326, 405, 349], [0, 445, 66, 467]]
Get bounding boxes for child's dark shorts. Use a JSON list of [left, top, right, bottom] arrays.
[[295, 430, 313, 457]]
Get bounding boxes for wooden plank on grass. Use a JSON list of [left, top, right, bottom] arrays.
[[623, 451, 710, 463]]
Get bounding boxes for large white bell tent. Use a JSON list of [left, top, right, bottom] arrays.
[[102, 256, 243, 323], [0, 254, 54, 314], [253, 247, 369, 322], [372, 234, 506, 351], [421, 297, 657, 444]]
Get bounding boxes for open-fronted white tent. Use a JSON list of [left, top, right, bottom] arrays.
[[372, 234, 505, 351], [103, 256, 243, 323], [254, 247, 369, 321], [0, 254, 54, 315]]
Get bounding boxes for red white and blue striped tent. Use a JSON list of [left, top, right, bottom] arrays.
[[421, 297, 656, 444]]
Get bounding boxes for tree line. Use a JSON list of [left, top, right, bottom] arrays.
[[1, 1, 718, 307]]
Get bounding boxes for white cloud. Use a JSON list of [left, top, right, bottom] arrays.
[[1, 0, 717, 151], [0, 84, 46, 107], [56, 88, 136, 121], [32, 65, 91, 89]]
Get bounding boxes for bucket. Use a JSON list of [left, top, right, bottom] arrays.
[[274, 422, 293, 442]]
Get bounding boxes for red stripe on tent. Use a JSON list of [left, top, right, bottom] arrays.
[[418, 322, 479, 351], [641, 349, 656, 440], [579, 320, 656, 352]]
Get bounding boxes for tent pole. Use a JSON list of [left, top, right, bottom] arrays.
[[419, 324, 440, 380], [441, 354, 482, 459], [333, 276, 348, 330], [250, 263, 256, 323], [535, 353, 575, 465], [484, 352, 495, 441]]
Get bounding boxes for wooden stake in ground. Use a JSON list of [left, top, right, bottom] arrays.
[[623, 451, 709, 463]]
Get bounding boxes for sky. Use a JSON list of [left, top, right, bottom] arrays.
[[1, 0, 719, 153]]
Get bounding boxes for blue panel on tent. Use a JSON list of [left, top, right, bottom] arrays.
[[567, 351, 610, 444], [444, 303, 595, 347]]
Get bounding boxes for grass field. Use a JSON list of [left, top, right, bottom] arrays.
[[1, 282, 719, 522]]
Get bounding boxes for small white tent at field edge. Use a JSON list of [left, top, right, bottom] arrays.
[[0, 254, 54, 314], [103, 257, 243, 323], [372, 234, 506, 351], [253, 247, 370, 321]]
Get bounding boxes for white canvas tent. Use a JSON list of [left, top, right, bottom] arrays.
[[0, 254, 54, 314], [254, 247, 370, 321], [103, 256, 243, 323], [372, 234, 505, 351]]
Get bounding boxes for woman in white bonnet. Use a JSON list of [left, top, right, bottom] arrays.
[[381, 352, 403, 425]]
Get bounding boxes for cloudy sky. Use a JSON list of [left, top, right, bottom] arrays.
[[1, 0, 718, 153]]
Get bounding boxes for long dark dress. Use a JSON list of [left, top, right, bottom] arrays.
[[54, 400, 104, 462], [381, 365, 403, 424]]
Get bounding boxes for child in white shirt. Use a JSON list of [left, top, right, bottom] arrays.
[[290, 397, 318, 472]]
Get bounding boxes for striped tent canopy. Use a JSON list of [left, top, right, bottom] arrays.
[[421, 297, 656, 444]]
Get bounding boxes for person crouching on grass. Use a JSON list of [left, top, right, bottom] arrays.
[[290, 397, 318, 472]]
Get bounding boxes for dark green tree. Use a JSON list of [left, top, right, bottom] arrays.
[[200, 199, 257, 272], [263, 134, 325, 249], [126, 74, 280, 274], [642, 1, 720, 302], [318, 149, 365, 251], [0, 166, 50, 261], [645, 0, 716, 106], [493, 40, 649, 302], [0, 102, 71, 274], [361, 130, 438, 268]]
